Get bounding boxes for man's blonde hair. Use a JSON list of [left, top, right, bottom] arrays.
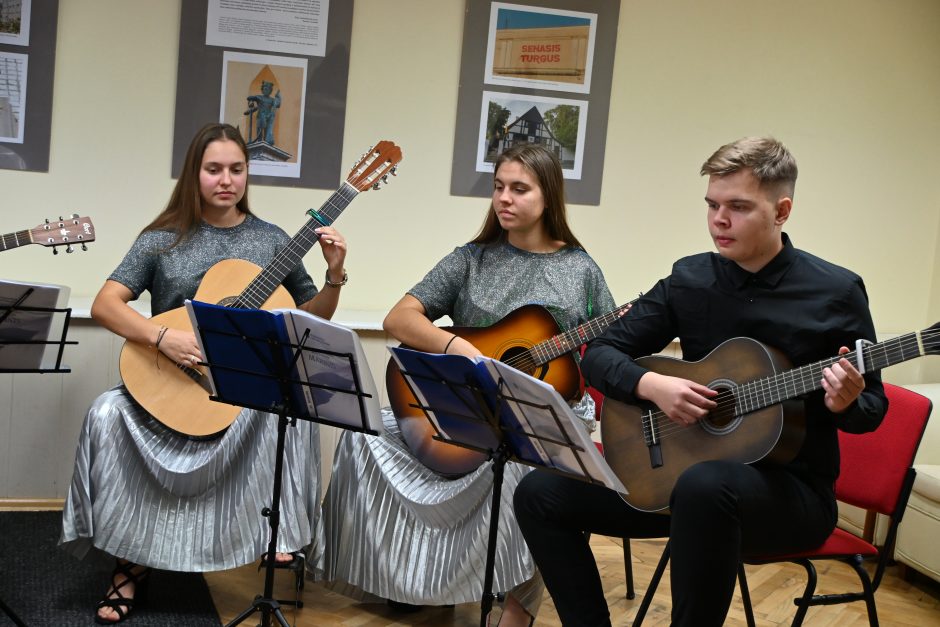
[[701, 136, 797, 198]]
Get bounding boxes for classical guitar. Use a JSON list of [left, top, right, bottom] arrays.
[[1, 215, 96, 253], [388, 300, 635, 476], [601, 323, 940, 512], [120, 140, 402, 438]]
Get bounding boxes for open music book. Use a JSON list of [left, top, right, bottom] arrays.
[[185, 300, 382, 433], [0, 278, 70, 370], [389, 347, 626, 494]]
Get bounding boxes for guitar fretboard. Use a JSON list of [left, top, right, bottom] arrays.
[[529, 300, 636, 365], [234, 182, 359, 309], [1, 230, 30, 250], [734, 328, 938, 415]]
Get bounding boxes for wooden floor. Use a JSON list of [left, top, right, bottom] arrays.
[[205, 535, 940, 626]]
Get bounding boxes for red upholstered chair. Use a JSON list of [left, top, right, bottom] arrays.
[[632, 382, 933, 626], [585, 385, 636, 600]]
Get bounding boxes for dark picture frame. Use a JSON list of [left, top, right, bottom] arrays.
[[451, 0, 620, 205], [172, 0, 353, 190]]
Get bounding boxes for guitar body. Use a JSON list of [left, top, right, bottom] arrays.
[[600, 337, 805, 512], [120, 259, 296, 438], [388, 304, 582, 476]]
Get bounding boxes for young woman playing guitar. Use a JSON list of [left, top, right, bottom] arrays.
[[321, 143, 616, 627], [60, 123, 349, 624]]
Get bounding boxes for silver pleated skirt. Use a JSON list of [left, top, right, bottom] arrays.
[[318, 408, 543, 611], [59, 386, 325, 573]]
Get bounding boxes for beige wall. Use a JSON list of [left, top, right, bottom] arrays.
[[2, 0, 939, 382]]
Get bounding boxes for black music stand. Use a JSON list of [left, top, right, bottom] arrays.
[[389, 347, 627, 627], [1, 285, 76, 626], [187, 300, 381, 627]]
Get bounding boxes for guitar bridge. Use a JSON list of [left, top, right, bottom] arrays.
[[643, 409, 664, 468]]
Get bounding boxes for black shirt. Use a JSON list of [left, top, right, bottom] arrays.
[[582, 234, 887, 491]]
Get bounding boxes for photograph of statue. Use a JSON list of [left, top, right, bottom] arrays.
[[245, 80, 280, 145], [219, 50, 308, 178]]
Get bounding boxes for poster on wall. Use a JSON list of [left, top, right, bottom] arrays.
[[172, 0, 352, 189], [450, 0, 619, 206], [476, 90, 587, 179], [484, 2, 596, 94], [0, 0, 31, 47], [205, 0, 328, 57], [219, 51, 307, 178], [0, 51, 27, 143]]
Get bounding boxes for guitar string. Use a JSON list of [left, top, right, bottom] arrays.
[[632, 329, 939, 444], [237, 184, 359, 308], [2, 230, 30, 248], [499, 301, 636, 372], [638, 330, 939, 442], [638, 331, 935, 441]]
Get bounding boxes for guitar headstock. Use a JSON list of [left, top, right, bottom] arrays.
[[346, 140, 402, 192], [29, 215, 96, 254]]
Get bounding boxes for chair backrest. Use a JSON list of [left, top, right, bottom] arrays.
[[836, 383, 932, 516]]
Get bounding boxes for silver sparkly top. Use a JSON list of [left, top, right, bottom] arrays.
[[410, 241, 615, 330], [409, 241, 615, 428], [109, 214, 319, 315]]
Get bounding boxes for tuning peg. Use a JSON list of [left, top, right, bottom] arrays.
[[390, 166, 399, 176], [371, 181, 381, 191], [66, 244, 74, 254], [52, 246, 58, 255], [81, 243, 88, 251]]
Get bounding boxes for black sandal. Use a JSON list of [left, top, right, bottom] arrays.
[[94, 559, 151, 624]]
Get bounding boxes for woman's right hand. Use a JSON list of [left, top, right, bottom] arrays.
[[156, 328, 202, 368]]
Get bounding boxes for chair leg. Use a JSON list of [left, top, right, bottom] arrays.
[[737, 564, 757, 627], [632, 542, 670, 627], [790, 559, 818, 627], [624, 539, 636, 600], [848, 554, 879, 627]]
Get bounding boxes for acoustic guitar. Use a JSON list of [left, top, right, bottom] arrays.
[[388, 300, 635, 476], [601, 322, 940, 512], [120, 140, 402, 438], [1, 215, 95, 253]]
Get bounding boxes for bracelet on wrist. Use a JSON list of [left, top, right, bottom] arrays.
[[443, 334, 458, 354], [324, 269, 348, 288], [154, 325, 169, 349]]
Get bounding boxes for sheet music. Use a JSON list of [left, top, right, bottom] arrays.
[[186, 301, 382, 433], [388, 347, 501, 453], [482, 358, 627, 495], [275, 308, 383, 434], [389, 347, 626, 494], [0, 278, 69, 370]]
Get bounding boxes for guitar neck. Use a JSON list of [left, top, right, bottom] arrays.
[[736, 329, 931, 415], [233, 182, 359, 309], [1, 230, 31, 251], [529, 300, 636, 365]]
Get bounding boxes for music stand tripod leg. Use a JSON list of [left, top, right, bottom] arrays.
[[479, 443, 510, 627], [224, 409, 293, 627]]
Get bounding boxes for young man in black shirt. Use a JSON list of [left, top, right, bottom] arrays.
[[513, 136, 887, 627]]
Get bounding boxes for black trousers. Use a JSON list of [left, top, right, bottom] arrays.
[[513, 460, 836, 627]]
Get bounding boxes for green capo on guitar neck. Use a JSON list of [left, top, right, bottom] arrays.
[[306, 209, 333, 226]]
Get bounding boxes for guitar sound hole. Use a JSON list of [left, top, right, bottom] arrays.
[[499, 346, 546, 380], [701, 383, 741, 434]]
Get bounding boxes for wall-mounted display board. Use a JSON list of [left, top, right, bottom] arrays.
[[172, 0, 353, 189], [0, 0, 58, 172], [450, 0, 620, 205]]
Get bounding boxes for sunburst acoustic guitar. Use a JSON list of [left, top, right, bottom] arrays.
[[120, 140, 402, 438], [387, 300, 635, 476], [601, 322, 940, 512], [1, 215, 96, 254]]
